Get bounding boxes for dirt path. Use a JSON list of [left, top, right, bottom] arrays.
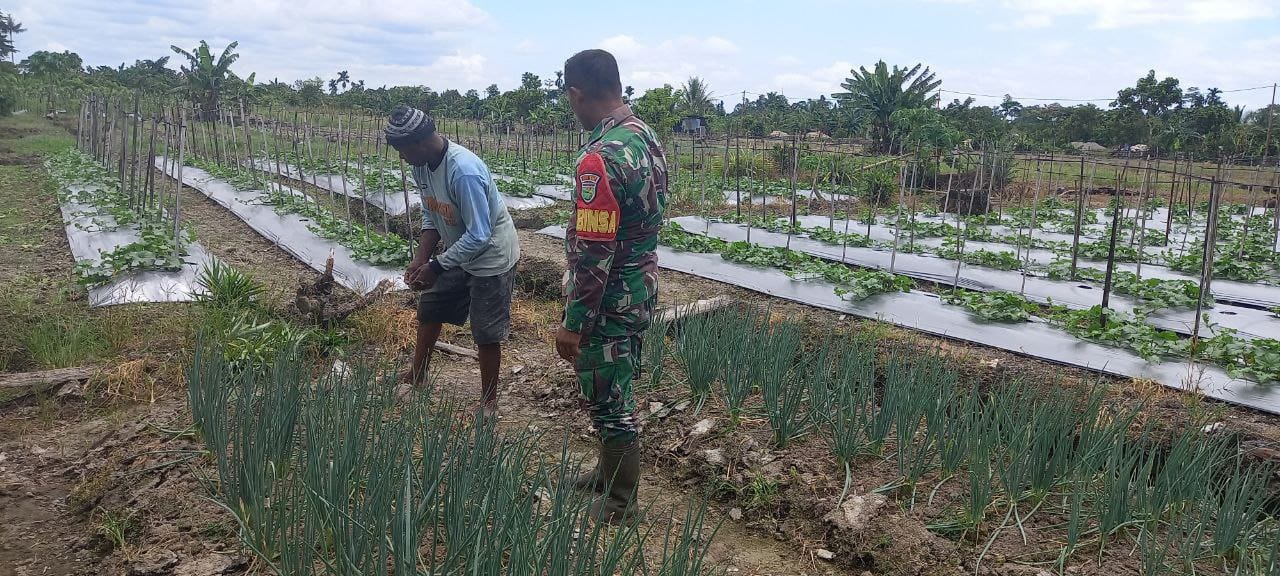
[[171, 176, 314, 297]]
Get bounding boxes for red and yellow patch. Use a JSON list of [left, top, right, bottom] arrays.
[[576, 207, 618, 237], [574, 152, 619, 241]]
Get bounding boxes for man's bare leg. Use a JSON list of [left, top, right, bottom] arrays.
[[478, 342, 501, 418], [400, 321, 443, 397]]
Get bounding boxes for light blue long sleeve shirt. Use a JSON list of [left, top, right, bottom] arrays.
[[412, 141, 519, 276]]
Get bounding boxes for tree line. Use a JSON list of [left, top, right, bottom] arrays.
[[1, 26, 1274, 161]]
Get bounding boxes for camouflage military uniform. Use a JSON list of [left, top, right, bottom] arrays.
[[564, 104, 667, 444]]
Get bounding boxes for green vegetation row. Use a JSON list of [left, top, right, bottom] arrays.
[[188, 353, 715, 574], [190, 156, 411, 267], [46, 148, 193, 287], [942, 292, 1280, 384], [660, 304, 1279, 573], [659, 222, 1280, 383], [660, 222, 913, 301], [707, 213, 1212, 313]]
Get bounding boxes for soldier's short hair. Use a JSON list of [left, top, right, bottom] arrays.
[[564, 49, 622, 101]]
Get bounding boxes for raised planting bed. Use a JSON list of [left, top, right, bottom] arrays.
[[49, 149, 212, 306], [157, 157, 406, 295], [541, 224, 1280, 412]]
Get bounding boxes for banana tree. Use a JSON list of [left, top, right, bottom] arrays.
[[170, 40, 240, 120]]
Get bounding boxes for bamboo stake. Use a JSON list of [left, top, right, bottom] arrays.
[[143, 112, 158, 215], [172, 107, 187, 260], [375, 122, 390, 234], [889, 160, 909, 273], [356, 112, 371, 231], [1192, 169, 1223, 341], [1138, 159, 1156, 279], [1020, 158, 1044, 296], [787, 135, 799, 251], [400, 157, 414, 260], [238, 100, 258, 190]]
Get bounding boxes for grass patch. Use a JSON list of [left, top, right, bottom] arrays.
[[0, 164, 62, 256], [10, 132, 74, 156], [0, 275, 194, 373], [0, 281, 106, 370]]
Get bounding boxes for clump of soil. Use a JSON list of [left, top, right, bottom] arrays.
[[514, 255, 565, 300], [939, 188, 991, 215]]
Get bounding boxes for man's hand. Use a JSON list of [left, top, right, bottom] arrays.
[[555, 326, 583, 364], [411, 263, 439, 290], [404, 259, 427, 286]]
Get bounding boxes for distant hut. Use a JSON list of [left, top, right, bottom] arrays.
[[678, 116, 708, 137]]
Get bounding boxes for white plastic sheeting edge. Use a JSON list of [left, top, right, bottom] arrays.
[[537, 225, 1280, 415], [792, 214, 1280, 309], [671, 216, 1280, 342], [59, 185, 212, 307], [252, 158, 418, 216], [490, 174, 564, 208], [158, 158, 406, 295], [254, 159, 557, 214]]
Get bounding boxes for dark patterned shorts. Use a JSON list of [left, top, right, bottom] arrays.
[[417, 264, 515, 346]]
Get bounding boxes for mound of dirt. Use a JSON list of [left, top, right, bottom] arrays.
[[939, 188, 991, 215], [514, 255, 565, 300]]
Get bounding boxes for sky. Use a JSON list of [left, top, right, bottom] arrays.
[[8, 0, 1280, 111]]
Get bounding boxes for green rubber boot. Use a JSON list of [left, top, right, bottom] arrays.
[[589, 437, 643, 526], [569, 459, 603, 493]]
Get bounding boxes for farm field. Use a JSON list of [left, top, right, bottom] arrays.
[[3, 91, 1280, 575], [3, 9, 1280, 574]]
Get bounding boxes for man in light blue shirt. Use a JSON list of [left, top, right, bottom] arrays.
[[385, 105, 520, 416]]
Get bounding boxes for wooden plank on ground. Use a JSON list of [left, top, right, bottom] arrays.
[[435, 342, 478, 359], [655, 296, 735, 324], [0, 366, 99, 389]]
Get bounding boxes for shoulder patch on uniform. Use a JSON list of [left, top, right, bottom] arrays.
[[574, 152, 619, 241], [579, 172, 600, 203]]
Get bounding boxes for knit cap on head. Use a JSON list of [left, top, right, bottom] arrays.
[[385, 104, 435, 145]]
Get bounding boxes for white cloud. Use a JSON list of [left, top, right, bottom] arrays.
[[998, 0, 1274, 28], [1009, 13, 1052, 28], [203, 0, 488, 30], [8, 0, 493, 89], [596, 34, 743, 97], [599, 35, 643, 57], [772, 61, 853, 100], [513, 39, 538, 55]]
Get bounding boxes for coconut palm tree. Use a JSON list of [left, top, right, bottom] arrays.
[[834, 61, 940, 152], [170, 40, 241, 120], [678, 76, 714, 117], [0, 13, 25, 63]]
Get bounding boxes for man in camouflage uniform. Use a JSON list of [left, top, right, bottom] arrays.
[[555, 49, 667, 525]]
